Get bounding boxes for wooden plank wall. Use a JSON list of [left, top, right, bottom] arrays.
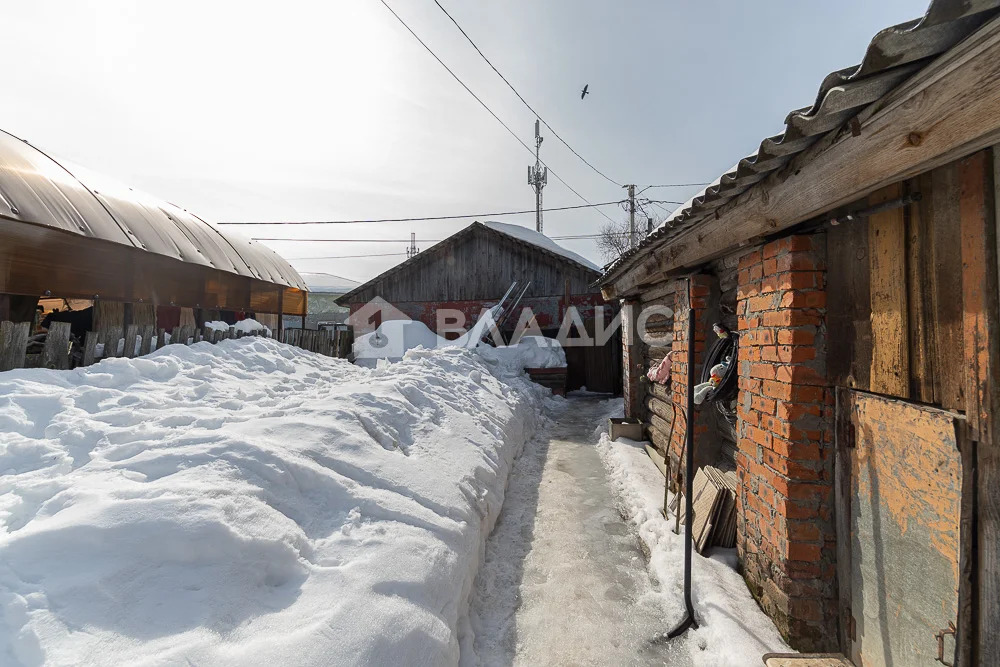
[[827, 147, 1000, 663], [346, 228, 600, 304], [827, 153, 986, 413], [639, 279, 677, 460]]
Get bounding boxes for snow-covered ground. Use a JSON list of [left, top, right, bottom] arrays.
[[469, 396, 689, 666], [596, 399, 792, 665], [0, 338, 550, 666]]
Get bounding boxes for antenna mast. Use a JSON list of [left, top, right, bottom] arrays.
[[527, 119, 547, 234], [406, 232, 419, 259]]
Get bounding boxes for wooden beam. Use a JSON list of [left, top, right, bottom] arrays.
[[973, 146, 1000, 665], [607, 15, 1000, 297], [868, 184, 910, 397]]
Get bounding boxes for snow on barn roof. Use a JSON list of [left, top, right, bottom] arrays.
[[480, 221, 600, 271], [0, 129, 306, 290], [600, 0, 1000, 285]]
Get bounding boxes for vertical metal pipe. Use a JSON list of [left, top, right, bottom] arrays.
[[665, 281, 699, 640]]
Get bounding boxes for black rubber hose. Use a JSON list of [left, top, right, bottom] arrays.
[[700, 329, 739, 404]]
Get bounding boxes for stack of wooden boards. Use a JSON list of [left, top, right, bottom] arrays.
[[670, 465, 738, 553]]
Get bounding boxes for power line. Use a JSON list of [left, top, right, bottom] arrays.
[[431, 0, 621, 188], [642, 183, 710, 189], [287, 252, 411, 260], [257, 233, 614, 243], [217, 200, 622, 225], [377, 0, 618, 227]]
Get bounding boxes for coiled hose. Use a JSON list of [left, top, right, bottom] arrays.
[[700, 325, 739, 404]]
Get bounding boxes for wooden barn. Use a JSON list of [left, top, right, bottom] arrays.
[[600, 0, 1000, 663], [337, 220, 621, 393], [0, 128, 307, 368]]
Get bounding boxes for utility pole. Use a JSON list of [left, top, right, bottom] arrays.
[[406, 232, 419, 259], [627, 184, 636, 249], [528, 119, 547, 234]]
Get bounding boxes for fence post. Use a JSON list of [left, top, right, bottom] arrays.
[[42, 321, 72, 369], [124, 324, 139, 358], [106, 326, 123, 357], [0, 321, 30, 371], [82, 331, 99, 366], [139, 326, 155, 356]]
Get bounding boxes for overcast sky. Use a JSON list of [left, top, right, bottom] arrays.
[[3, 0, 930, 284]]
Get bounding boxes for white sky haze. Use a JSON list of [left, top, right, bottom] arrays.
[[3, 0, 931, 283]]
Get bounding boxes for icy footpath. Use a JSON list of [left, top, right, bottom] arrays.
[[596, 399, 791, 666], [0, 338, 548, 666]]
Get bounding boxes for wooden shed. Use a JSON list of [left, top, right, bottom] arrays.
[[599, 1, 1000, 663], [337, 220, 621, 392], [0, 128, 306, 365]]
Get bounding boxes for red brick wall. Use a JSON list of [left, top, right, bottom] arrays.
[[735, 235, 837, 650]]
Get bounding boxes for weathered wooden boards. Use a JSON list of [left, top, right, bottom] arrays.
[[828, 152, 994, 417], [0, 321, 29, 371], [280, 328, 353, 358], [670, 465, 738, 553], [41, 321, 71, 370]]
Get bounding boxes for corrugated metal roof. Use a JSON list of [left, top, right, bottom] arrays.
[[0, 129, 307, 291], [600, 0, 1000, 284]]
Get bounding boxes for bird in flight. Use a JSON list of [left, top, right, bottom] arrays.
[[580, 84, 589, 99]]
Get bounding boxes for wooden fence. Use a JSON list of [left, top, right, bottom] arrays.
[[280, 327, 354, 359], [0, 321, 353, 372]]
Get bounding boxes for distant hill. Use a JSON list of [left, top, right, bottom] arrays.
[[300, 272, 362, 294]]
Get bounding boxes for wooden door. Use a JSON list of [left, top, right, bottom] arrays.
[[837, 390, 962, 666]]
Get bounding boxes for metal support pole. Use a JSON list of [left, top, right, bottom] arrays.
[[528, 119, 547, 234], [665, 289, 699, 640], [628, 184, 636, 249]]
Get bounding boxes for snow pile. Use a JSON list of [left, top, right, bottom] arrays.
[[203, 318, 271, 336], [596, 399, 791, 665], [476, 336, 567, 377], [354, 320, 566, 376], [354, 320, 446, 363], [0, 338, 546, 666]]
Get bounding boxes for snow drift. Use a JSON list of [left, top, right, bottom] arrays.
[[0, 338, 547, 666]]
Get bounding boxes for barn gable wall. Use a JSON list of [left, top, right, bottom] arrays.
[[343, 228, 599, 305]]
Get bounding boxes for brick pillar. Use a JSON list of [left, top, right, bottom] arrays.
[[622, 299, 643, 419], [735, 235, 837, 650], [667, 274, 714, 487]]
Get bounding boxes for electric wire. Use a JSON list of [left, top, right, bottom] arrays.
[[431, 0, 621, 188], [377, 0, 618, 226], [217, 200, 621, 226]]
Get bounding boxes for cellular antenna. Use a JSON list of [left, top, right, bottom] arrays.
[[527, 119, 548, 234]]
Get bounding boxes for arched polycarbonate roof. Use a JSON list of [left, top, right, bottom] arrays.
[[0, 129, 306, 291]]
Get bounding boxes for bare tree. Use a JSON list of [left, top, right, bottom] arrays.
[[595, 209, 666, 263], [595, 218, 632, 263]]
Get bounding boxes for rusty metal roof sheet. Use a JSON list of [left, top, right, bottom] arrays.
[[600, 0, 1000, 284], [0, 129, 306, 291]]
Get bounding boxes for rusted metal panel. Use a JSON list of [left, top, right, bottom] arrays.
[[844, 390, 961, 666]]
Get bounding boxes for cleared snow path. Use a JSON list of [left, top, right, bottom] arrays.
[[469, 397, 691, 666]]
